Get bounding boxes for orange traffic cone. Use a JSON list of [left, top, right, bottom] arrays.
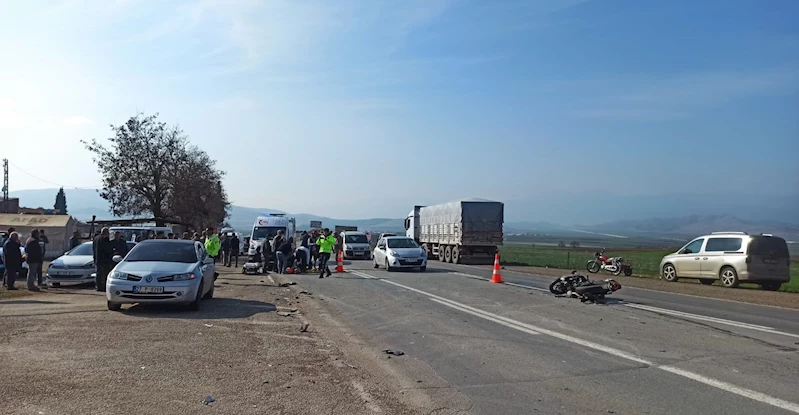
[[335, 250, 345, 273], [490, 253, 503, 283]]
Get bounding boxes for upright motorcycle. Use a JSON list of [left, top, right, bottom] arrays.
[[586, 249, 633, 276]]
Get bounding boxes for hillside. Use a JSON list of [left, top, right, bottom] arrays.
[[584, 214, 799, 239]]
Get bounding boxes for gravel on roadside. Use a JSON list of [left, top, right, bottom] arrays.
[[0, 267, 422, 415]]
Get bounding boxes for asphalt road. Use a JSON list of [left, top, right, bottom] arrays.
[[294, 259, 799, 415]]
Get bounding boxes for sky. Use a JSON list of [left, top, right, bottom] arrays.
[[1, 0, 797, 221]]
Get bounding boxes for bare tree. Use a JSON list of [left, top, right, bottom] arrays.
[[569, 241, 580, 248]]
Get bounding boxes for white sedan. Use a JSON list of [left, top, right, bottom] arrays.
[[47, 241, 135, 287], [372, 236, 427, 272]]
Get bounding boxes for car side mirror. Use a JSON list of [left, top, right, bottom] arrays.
[[681, 249, 691, 254], [112, 255, 122, 263]]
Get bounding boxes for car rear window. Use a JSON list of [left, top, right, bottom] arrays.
[[704, 237, 743, 252], [748, 236, 789, 258], [126, 242, 198, 263]]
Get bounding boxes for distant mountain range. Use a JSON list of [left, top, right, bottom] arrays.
[[7, 188, 798, 239]]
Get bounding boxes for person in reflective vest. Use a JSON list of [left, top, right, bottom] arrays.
[[316, 229, 336, 279]]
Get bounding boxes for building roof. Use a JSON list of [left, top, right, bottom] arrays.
[[0, 214, 74, 228]]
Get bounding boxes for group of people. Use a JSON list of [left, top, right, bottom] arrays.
[[1, 227, 51, 291], [250, 228, 337, 279]]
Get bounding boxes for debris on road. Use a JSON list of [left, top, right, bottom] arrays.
[[347, 364, 357, 369], [277, 312, 296, 317], [203, 323, 214, 328], [300, 322, 310, 332], [203, 396, 215, 405], [279, 282, 297, 287], [299, 290, 313, 295], [384, 349, 405, 356]]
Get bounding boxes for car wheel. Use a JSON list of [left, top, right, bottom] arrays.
[[107, 301, 121, 311], [385, 259, 393, 272], [662, 264, 678, 282], [444, 246, 452, 263], [761, 282, 782, 291], [373, 259, 379, 269], [51, 282, 61, 288], [188, 286, 203, 311], [719, 266, 739, 288], [699, 279, 714, 286], [419, 266, 426, 272], [202, 282, 214, 299]]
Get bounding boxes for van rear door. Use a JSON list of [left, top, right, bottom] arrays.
[[746, 236, 791, 282]]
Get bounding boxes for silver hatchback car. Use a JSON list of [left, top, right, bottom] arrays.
[[373, 236, 427, 272], [106, 240, 216, 311], [659, 232, 791, 290]]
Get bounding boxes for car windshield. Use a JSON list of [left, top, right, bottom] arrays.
[[68, 243, 93, 256], [125, 242, 198, 263], [387, 238, 418, 249], [749, 237, 789, 258], [345, 234, 368, 244], [252, 227, 283, 241]]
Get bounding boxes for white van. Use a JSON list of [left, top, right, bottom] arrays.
[[341, 231, 371, 260], [249, 214, 296, 255]]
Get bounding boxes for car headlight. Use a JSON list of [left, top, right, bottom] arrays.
[[110, 271, 128, 280], [388, 250, 399, 257], [173, 273, 197, 281]]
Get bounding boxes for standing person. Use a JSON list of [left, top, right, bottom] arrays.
[[300, 231, 310, 249], [205, 227, 221, 263], [2, 232, 23, 290], [276, 237, 293, 274], [68, 230, 81, 251], [24, 230, 43, 291], [230, 233, 240, 267], [308, 230, 319, 271], [112, 231, 129, 257], [316, 228, 336, 279], [192, 232, 201, 242], [39, 229, 49, 259], [93, 227, 114, 292], [220, 233, 231, 266], [167, 232, 175, 239], [181, 231, 189, 240]]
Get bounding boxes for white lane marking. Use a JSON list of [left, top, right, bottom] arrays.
[[449, 267, 799, 339], [659, 366, 799, 414], [350, 269, 799, 413], [624, 303, 799, 339], [430, 299, 540, 335], [449, 271, 550, 292]]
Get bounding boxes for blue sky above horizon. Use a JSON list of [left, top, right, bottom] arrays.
[[1, 0, 797, 221]]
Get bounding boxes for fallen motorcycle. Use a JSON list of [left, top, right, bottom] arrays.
[[549, 270, 589, 295], [549, 271, 622, 303], [586, 248, 633, 276]]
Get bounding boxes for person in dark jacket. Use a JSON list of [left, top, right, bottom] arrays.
[[221, 234, 232, 266], [2, 232, 23, 290], [69, 231, 81, 251], [25, 230, 44, 291], [229, 233, 240, 267], [112, 231, 129, 257], [38, 229, 49, 258], [93, 227, 115, 292], [276, 237, 293, 274]]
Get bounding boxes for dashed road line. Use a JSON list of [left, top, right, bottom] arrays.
[[350, 269, 799, 413]]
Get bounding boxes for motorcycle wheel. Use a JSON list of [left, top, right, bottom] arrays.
[[586, 260, 600, 273], [549, 280, 569, 295], [623, 268, 633, 277]]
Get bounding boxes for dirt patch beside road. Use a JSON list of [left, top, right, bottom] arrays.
[[0, 266, 425, 414]]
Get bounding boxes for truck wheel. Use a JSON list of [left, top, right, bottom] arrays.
[[444, 246, 452, 263], [438, 246, 446, 262], [451, 247, 460, 264]]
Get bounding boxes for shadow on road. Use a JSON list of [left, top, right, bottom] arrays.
[[0, 299, 68, 305], [123, 298, 276, 319]]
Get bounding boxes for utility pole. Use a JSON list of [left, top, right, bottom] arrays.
[[1, 158, 8, 213]]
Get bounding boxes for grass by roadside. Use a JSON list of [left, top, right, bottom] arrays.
[[498, 244, 799, 293]]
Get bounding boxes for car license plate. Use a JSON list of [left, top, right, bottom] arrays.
[[355, 252, 363, 256], [51, 270, 79, 276], [133, 286, 164, 294], [405, 258, 417, 263]]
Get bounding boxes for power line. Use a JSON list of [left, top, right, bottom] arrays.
[[7, 160, 102, 190]]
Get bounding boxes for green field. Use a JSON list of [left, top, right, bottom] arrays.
[[498, 243, 799, 293]]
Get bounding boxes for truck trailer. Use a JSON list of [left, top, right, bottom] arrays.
[[405, 199, 504, 264]]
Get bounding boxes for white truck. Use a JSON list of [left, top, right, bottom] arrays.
[[405, 198, 504, 264], [248, 213, 296, 255]]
